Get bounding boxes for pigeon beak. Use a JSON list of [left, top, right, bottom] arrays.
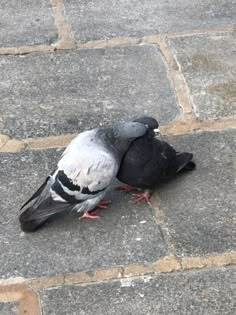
[[154, 128, 161, 137]]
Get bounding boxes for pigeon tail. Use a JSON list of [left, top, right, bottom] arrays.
[[19, 210, 50, 232], [19, 197, 71, 232], [176, 152, 196, 172], [20, 176, 50, 210]]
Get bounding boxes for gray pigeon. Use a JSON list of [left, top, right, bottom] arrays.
[[19, 122, 147, 232]]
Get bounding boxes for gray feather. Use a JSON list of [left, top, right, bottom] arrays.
[[19, 198, 73, 232]]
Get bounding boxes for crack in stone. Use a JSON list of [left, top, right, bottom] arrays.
[[50, 0, 76, 50], [0, 26, 234, 55], [0, 252, 235, 293], [0, 251, 235, 315], [0, 118, 235, 153], [158, 36, 194, 116]]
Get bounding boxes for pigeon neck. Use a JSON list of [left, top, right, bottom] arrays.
[[112, 138, 131, 155], [100, 128, 132, 157]]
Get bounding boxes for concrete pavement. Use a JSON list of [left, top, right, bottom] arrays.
[[0, 0, 235, 314]]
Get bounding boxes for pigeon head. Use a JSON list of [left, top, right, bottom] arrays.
[[113, 121, 147, 139], [133, 116, 160, 137], [106, 121, 148, 155]]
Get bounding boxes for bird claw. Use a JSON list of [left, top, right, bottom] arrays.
[[79, 210, 100, 220], [116, 185, 141, 193], [132, 192, 151, 205], [79, 200, 112, 219]]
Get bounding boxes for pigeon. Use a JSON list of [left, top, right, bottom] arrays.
[[19, 121, 148, 232], [117, 116, 196, 204]]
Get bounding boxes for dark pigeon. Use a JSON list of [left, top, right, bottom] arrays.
[[19, 121, 147, 232], [117, 117, 196, 204]]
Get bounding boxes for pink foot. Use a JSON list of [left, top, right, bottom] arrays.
[[97, 199, 112, 209], [79, 200, 112, 219], [79, 209, 100, 220], [132, 192, 151, 205], [116, 185, 141, 193]]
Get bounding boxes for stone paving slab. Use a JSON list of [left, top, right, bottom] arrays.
[[0, 45, 178, 139], [169, 32, 236, 120], [0, 302, 17, 315], [0, 0, 57, 48], [40, 267, 236, 315], [63, 0, 235, 41], [157, 130, 236, 256], [0, 148, 166, 279]]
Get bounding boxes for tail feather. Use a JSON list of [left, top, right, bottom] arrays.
[[19, 197, 71, 232], [20, 176, 50, 210], [20, 169, 57, 210], [182, 160, 196, 171], [176, 152, 196, 172]]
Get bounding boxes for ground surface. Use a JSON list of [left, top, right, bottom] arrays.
[[0, 1, 235, 314]]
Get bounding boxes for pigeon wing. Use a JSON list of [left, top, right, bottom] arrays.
[[20, 176, 50, 210], [55, 143, 118, 201]]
